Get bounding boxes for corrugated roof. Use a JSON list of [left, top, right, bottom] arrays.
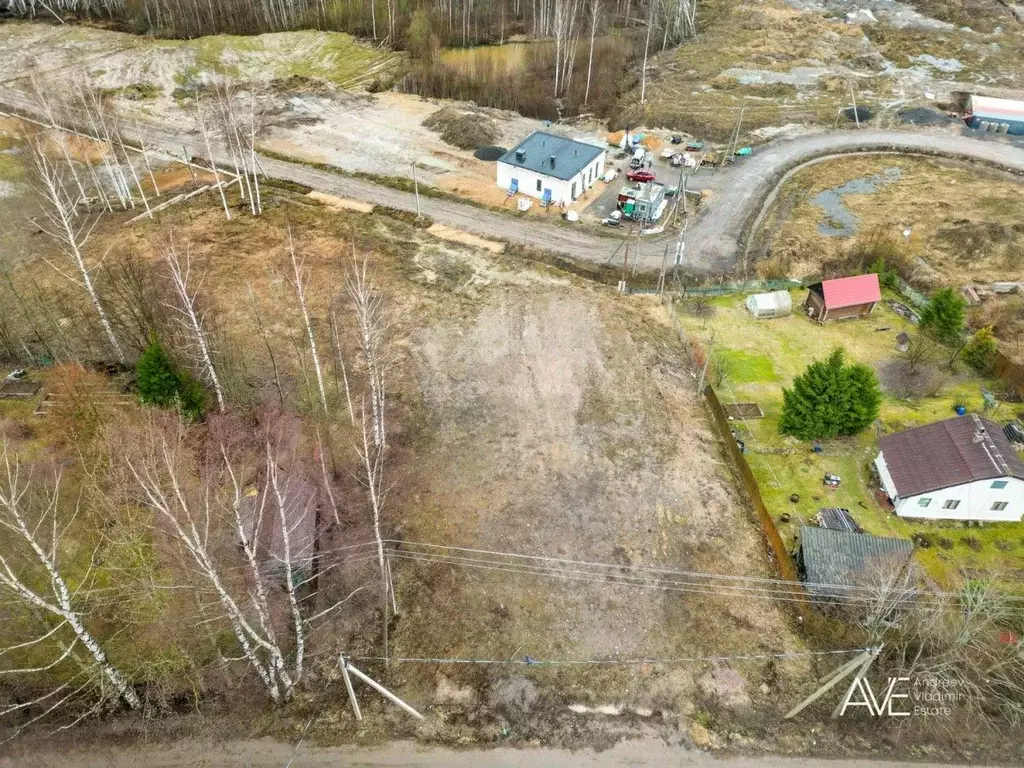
[[971, 95, 1024, 123], [498, 131, 605, 182], [818, 507, 862, 533], [800, 525, 913, 587], [879, 414, 1024, 498], [820, 274, 881, 309]]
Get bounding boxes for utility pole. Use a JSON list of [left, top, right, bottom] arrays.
[[849, 80, 860, 129], [658, 242, 669, 298], [412, 164, 421, 218], [728, 103, 747, 160]]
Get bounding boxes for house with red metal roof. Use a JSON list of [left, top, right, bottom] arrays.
[[875, 414, 1024, 522], [803, 274, 881, 322]]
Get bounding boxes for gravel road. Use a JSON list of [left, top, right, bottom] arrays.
[[4, 90, 1024, 275], [5, 736, 998, 767]]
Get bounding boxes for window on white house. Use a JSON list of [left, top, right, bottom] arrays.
[[536, 179, 542, 192], [991, 480, 1008, 489], [571, 181, 577, 198], [992, 502, 1009, 511], [918, 498, 932, 507], [943, 500, 961, 510]]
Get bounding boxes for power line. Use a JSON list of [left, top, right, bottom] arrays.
[[346, 647, 869, 667]]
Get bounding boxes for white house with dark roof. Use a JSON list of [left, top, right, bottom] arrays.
[[496, 131, 605, 205], [875, 414, 1024, 522]]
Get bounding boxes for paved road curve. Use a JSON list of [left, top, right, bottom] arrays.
[[5, 90, 1024, 274]]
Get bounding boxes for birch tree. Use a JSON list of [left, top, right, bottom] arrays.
[[583, 0, 601, 106], [26, 132, 126, 364], [287, 227, 328, 413], [346, 254, 395, 451], [125, 424, 306, 704], [161, 236, 226, 412], [0, 444, 141, 717]]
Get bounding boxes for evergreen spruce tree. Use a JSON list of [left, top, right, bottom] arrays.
[[136, 337, 181, 409], [920, 288, 966, 345], [135, 337, 205, 420], [779, 348, 881, 440]]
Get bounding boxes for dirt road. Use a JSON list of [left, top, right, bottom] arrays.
[[5, 736, 997, 767], [3, 88, 1024, 274]]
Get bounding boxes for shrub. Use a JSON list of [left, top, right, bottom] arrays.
[[962, 326, 998, 375], [779, 348, 882, 440]]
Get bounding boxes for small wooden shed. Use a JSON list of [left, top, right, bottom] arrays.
[[804, 274, 881, 322]]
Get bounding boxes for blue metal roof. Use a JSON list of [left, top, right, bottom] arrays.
[[498, 131, 605, 182]]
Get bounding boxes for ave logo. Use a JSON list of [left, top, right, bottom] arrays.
[[838, 677, 911, 717]]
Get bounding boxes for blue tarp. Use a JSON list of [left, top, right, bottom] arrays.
[[541, 189, 552, 206]]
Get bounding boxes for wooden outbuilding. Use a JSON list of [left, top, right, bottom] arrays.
[[804, 274, 881, 322]]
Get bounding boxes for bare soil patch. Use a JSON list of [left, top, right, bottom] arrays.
[[390, 287, 809, 717]]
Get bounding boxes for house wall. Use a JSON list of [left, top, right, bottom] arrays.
[[874, 453, 900, 504], [823, 301, 876, 321], [969, 115, 1024, 136], [803, 290, 825, 318], [496, 153, 605, 204], [892, 476, 1024, 522]]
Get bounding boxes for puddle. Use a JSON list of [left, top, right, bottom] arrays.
[[811, 167, 902, 236]]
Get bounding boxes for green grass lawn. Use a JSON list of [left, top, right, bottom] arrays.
[[680, 290, 1024, 587]]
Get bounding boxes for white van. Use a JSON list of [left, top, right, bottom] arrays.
[[629, 146, 646, 169]]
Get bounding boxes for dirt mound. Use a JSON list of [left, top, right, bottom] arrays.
[[473, 145, 507, 161], [423, 106, 498, 150], [268, 75, 334, 97]]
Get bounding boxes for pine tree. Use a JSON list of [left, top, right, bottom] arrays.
[[779, 348, 881, 440], [920, 288, 966, 345]]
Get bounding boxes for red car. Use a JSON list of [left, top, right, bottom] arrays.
[[626, 169, 655, 183]]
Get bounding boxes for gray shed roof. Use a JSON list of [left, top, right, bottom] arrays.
[[799, 525, 913, 588], [498, 131, 604, 181]]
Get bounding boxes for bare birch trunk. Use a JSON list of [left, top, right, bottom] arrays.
[[162, 237, 226, 411], [27, 134, 126, 364], [0, 445, 141, 711], [287, 227, 328, 413]]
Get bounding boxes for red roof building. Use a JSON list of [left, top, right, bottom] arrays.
[[804, 274, 881, 322]]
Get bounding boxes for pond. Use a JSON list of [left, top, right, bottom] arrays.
[[812, 167, 902, 236]]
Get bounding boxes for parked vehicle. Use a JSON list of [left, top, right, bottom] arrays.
[[626, 169, 655, 183], [686, 140, 705, 151], [629, 147, 646, 169], [671, 134, 683, 144], [602, 210, 623, 226], [700, 152, 721, 167]]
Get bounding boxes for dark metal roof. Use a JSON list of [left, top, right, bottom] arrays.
[[879, 414, 1024, 498], [799, 525, 913, 587], [498, 131, 605, 181], [817, 507, 862, 533], [240, 472, 319, 570]]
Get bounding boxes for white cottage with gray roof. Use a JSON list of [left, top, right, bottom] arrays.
[[496, 131, 605, 205]]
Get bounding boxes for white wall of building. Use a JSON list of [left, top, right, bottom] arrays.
[[876, 452, 1024, 522], [496, 152, 605, 204]]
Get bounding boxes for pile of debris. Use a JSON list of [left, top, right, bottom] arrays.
[[424, 107, 498, 150]]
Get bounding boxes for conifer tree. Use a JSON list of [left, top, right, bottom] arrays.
[[779, 348, 881, 440]]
